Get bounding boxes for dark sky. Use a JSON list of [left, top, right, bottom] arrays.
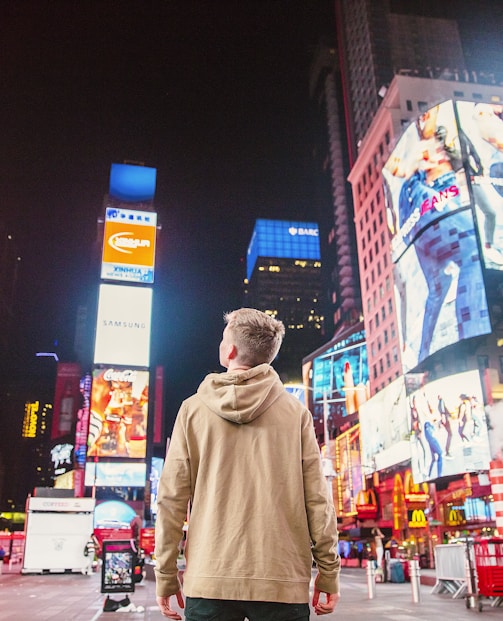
[[2, 0, 503, 429]]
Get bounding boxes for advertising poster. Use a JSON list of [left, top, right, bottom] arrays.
[[335, 425, 362, 516], [408, 370, 491, 484], [51, 362, 82, 439], [94, 284, 152, 368], [384, 100, 491, 371], [101, 540, 135, 594], [85, 461, 147, 488], [359, 377, 410, 474], [392, 223, 490, 372], [87, 367, 149, 458], [383, 100, 470, 262], [456, 101, 503, 270], [101, 207, 157, 284], [309, 328, 369, 432]]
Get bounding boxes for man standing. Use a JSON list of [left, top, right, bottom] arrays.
[[155, 308, 340, 620]]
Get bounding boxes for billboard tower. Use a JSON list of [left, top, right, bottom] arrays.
[[84, 163, 158, 518]]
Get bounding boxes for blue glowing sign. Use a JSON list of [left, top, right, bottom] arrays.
[[247, 219, 320, 280], [109, 163, 157, 202]]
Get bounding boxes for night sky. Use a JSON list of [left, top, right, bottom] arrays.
[[2, 1, 503, 432]]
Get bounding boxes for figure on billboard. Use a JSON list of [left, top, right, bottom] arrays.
[[457, 394, 472, 443], [409, 395, 427, 477], [387, 103, 489, 367], [437, 394, 453, 458], [470, 104, 503, 265], [87, 369, 149, 459]]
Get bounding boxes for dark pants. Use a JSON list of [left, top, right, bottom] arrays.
[[185, 597, 310, 621]]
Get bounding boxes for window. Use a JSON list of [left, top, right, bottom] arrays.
[[386, 352, 391, 368], [381, 306, 386, 321], [384, 329, 388, 344], [406, 99, 412, 111], [383, 253, 388, 267], [375, 312, 379, 327], [453, 90, 464, 97], [478, 355, 489, 370]]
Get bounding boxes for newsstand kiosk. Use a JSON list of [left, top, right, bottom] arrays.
[[22, 496, 95, 573]]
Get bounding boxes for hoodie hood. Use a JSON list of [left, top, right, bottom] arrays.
[[196, 363, 285, 424]]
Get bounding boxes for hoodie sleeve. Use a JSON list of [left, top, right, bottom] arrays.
[[301, 409, 341, 594], [154, 404, 192, 597]]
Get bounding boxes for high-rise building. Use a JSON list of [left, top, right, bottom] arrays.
[[243, 219, 324, 382], [309, 1, 467, 338], [335, 0, 466, 163]]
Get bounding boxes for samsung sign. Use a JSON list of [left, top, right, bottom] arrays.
[[94, 284, 152, 367], [247, 219, 320, 280]]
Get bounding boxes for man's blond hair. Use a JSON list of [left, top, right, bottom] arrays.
[[224, 308, 285, 366]]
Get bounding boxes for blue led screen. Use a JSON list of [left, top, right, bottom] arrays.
[[247, 219, 320, 280], [109, 163, 157, 202]]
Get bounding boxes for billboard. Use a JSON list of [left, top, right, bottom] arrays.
[[51, 362, 82, 439], [84, 461, 147, 488], [87, 367, 149, 458], [94, 284, 152, 367], [456, 101, 503, 270], [383, 100, 491, 370], [335, 425, 363, 516], [359, 377, 410, 474], [247, 219, 320, 281], [308, 328, 369, 433], [101, 207, 157, 284], [408, 370, 491, 484], [109, 163, 156, 203]]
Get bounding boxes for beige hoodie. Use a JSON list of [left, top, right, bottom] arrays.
[[154, 363, 340, 602]]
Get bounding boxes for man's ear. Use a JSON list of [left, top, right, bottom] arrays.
[[227, 344, 238, 360]]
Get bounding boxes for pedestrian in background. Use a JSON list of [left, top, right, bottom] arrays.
[[155, 308, 340, 620]]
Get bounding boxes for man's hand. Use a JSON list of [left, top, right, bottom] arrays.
[[156, 591, 185, 619], [312, 588, 340, 615]]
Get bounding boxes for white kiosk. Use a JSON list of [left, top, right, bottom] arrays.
[[22, 496, 95, 574]]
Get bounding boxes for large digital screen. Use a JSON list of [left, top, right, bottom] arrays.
[[383, 99, 471, 262], [84, 461, 147, 488], [88, 367, 149, 458], [335, 425, 363, 516], [101, 207, 157, 284], [359, 377, 410, 474], [308, 328, 369, 433], [94, 284, 152, 367], [456, 101, 503, 271], [393, 211, 490, 371], [384, 100, 491, 371], [109, 163, 157, 202], [408, 370, 491, 484], [247, 219, 320, 281]]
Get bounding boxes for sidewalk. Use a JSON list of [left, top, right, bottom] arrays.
[[0, 564, 501, 620]]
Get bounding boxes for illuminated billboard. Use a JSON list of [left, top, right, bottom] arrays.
[[51, 362, 81, 439], [408, 370, 491, 484], [383, 100, 470, 261], [85, 461, 147, 488], [335, 425, 363, 516], [101, 207, 157, 284], [306, 327, 369, 434], [359, 377, 410, 474], [456, 101, 503, 271], [247, 219, 320, 281], [94, 284, 152, 367], [383, 100, 491, 370], [88, 367, 149, 459], [109, 163, 157, 203]]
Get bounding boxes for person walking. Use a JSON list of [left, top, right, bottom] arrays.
[[155, 308, 340, 620]]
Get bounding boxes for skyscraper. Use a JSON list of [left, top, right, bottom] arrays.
[[243, 219, 324, 382], [309, 0, 467, 338]]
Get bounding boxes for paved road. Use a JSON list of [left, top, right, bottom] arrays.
[[0, 565, 501, 619]]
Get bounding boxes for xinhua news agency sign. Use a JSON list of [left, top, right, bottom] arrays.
[[101, 207, 157, 284]]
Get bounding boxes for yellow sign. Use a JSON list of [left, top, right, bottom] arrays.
[[446, 508, 465, 526], [408, 508, 428, 529]]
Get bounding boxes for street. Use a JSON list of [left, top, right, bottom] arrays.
[[1, 565, 502, 620]]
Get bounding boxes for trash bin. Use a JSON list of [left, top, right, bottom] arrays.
[[389, 559, 405, 583]]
